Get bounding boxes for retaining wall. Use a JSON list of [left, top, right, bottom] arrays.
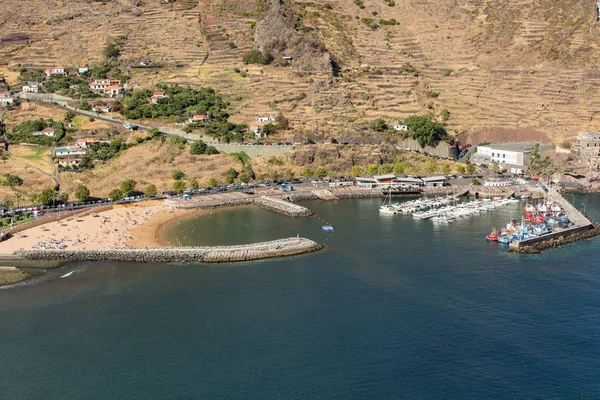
[[16, 238, 323, 263]]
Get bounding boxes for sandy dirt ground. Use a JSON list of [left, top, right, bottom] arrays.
[[0, 202, 204, 254]]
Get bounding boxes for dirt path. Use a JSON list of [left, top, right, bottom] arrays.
[[7, 148, 61, 190]]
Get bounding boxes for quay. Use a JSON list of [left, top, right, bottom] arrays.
[[509, 186, 599, 253], [15, 238, 323, 264]]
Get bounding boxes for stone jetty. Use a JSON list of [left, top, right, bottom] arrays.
[[509, 186, 599, 253], [254, 196, 314, 217], [15, 238, 323, 264]]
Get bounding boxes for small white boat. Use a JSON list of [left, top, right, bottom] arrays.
[[60, 271, 74, 279], [379, 205, 397, 214]]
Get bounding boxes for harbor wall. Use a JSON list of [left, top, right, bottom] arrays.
[[15, 238, 323, 263], [254, 196, 314, 217], [509, 224, 599, 254]]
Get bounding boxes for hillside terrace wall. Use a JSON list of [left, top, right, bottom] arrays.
[[15, 238, 323, 263]]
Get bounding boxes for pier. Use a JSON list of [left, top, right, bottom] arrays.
[[15, 238, 323, 264], [509, 186, 599, 253], [254, 196, 314, 217]]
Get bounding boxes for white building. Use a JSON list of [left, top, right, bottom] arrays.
[[257, 116, 276, 122], [421, 176, 447, 187], [22, 82, 40, 93], [44, 66, 66, 78], [32, 127, 55, 137], [0, 92, 13, 106], [250, 126, 262, 139], [393, 124, 409, 132], [474, 142, 552, 174], [483, 178, 528, 187]]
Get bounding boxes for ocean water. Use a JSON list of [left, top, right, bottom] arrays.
[[1, 194, 600, 399]]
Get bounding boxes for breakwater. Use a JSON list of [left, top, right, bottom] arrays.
[[509, 186, 599, 253], [254, 196, 314, 217], [15, 238, 323, 264]]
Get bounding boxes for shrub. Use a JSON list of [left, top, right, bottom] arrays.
[[208, 177, 218, 187], [441, 109, 450, 121], [370, 118, 388, 132], [75, 185, 90, 201], [206, 146, 219, 155], [108, 188, 124, 201], [121, 179, 136, 196], [243, 49, 273, 65], [354, 0, 365, 8], [191, 180, 199, 190], [173, 180, 186, 193], [189, 140, 207, 154], [172, 169, 185, 180], [443, 69, 452, 76], [3, 174, 23, 188], [379, 19, 399, 25], [144, 184, 157, 197]]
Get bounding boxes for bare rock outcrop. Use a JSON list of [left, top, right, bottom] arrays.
[[254, 0, 332, 74]]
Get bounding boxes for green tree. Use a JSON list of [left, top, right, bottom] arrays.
[[242, 49, 273, 65], [64, 110, 78, 123], [190, 140, 208, 154], [74, 184, 90, 201], [284, 169, 294, 180], [144, 184, 157, 197], [173, 180, 186, 193], [121, 179, 136, 196], [370, 118, 388, 132], [466, 161, 476, 175], [191, 180, 200, 190], [350, 165, 364, 177], [240, 173, 250, 183], [225, 168, 238, 184], [206, 146, 219, 155], [404, 115, 449, 148], [135, 137, 145, 144], [471, 178, 481, 185], [393, 163, 405, 175], [208, 177, 218, 187], [315, 167, 328, 178], [366, 164, 379, 175], [262, 123, 277, 136], [103, 44, 121, 59], [490, 161, 499, 176], [441, 164, 451, 174], [269, 170, 279, 181], [457, 165, 466, 174], [172, 169, 185, 180], [2, 174, 23, 188], [300, 166, 313, 177], [378, 164, 393, 174], [108, 188, 124, 202]]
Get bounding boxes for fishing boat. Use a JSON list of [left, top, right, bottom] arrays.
[[486, 228, 500, 241], [497, 235, 511, 244], [322, 225, 334, 231]]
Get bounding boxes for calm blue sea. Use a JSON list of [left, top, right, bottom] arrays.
[[1, 193, 599, 399]]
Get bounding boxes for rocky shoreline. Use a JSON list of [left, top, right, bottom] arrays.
[[15, 238, 324, 264]]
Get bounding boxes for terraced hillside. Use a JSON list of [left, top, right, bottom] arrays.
[[3, 0, 600, 143]]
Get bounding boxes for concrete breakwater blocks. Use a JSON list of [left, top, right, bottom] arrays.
[[15, 238, 324, 264], [254, 196, 314, 217]]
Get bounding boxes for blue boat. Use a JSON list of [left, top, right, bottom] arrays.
[[497, 235, 511, 244], [322, 225, 334, 232]]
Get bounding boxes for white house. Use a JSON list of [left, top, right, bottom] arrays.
[[393, 124, 409, 132], [89, 79, 122, 94], [150, 91, 168, 104], [44, 66, 66, 78], [78, 67, 89, 75], [189, 114, 209, 124], [89, 103, 112, 113], [0, 91, 13, 106], [257, 116, 276, 122], [32, 127, 56, 137], [54, 146, 88, 157], [250, 126, 261, 139], [22, 82, 40, 93]]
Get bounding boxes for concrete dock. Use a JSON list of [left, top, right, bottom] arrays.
[[509, 186, 598, 253]]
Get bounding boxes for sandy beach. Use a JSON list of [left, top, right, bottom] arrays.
[[0, 201, 207, 254]]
